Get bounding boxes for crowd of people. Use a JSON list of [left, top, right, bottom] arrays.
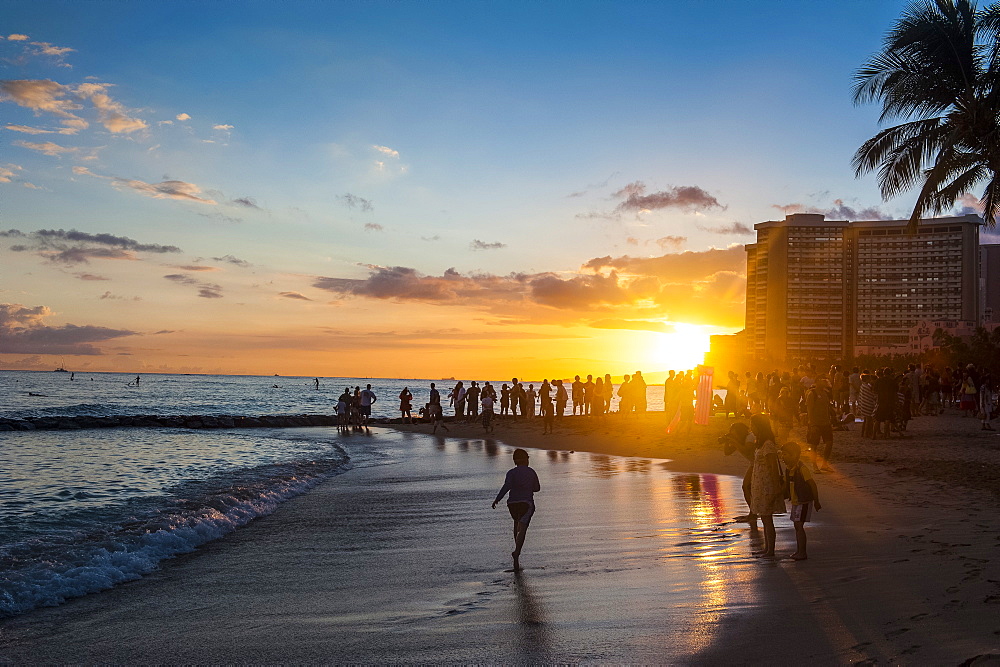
[[400, 372, 663, 433], [715, 362, 999, 441]]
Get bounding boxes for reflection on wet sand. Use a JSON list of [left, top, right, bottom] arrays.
[[512, 572, 550, 661]]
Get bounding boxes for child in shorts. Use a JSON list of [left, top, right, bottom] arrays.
[[780, 441, 822, 560]]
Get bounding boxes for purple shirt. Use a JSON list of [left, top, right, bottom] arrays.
[[494, 465, 540, 504]]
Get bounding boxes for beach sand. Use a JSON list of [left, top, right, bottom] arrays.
[[1, 413, 998, 663]]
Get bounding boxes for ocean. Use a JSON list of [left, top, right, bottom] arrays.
[[0, 370, 674, 619]]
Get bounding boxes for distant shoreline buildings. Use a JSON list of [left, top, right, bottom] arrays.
[[706, 212, 999, 370]]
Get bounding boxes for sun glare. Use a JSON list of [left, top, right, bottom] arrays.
[[648, 323, 711, 372]]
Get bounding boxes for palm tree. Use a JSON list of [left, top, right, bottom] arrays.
[[853, 0, 1000, 228]]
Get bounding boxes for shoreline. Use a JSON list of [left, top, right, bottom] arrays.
[[2, 412, 998, 662], [383, 409, 1000, 498]]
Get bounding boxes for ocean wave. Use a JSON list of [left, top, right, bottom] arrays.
[[0, 455, 349, 618]]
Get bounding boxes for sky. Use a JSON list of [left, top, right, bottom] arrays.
[[2, 0, 995, 380]]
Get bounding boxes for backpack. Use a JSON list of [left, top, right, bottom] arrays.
[[783, 463, 814, 503]]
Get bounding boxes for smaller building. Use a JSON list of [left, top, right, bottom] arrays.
[[905, 318, 1000, 354], [704, 330, 748, 373]]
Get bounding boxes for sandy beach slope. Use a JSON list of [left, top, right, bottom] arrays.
[[0, 412, 997, 664]]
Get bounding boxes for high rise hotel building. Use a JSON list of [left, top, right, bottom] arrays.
[[744, 212, 982, 363]]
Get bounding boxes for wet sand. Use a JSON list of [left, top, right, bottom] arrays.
[[1, 413, 998, 663], [388, 410, 1000, 663]]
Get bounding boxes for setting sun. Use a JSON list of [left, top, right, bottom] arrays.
[[645, 323, 712, 372]]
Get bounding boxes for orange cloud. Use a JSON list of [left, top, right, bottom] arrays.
[[13, 139, 77, 156], [111, 178, 217, 204], [0, 302, 137, 355]]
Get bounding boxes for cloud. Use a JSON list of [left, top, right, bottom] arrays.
[[1, 228, 181, 264], [73, 82, 147, 133], [74, 272, 109, 281], [211, 254, 251, 268], [310, 246, 749, 327], [421, 235, 441, 242], [163, 274, 223, 298], [98, 291, 140, 301], [111, 177, 217, 204], [364, 222, 384, 231], [582, 246, 745, 281], [213, 124, 233, 131], [0, 302, 136, 355], [231, 196, 260, 209], [373, 144, 400, 158], [279, 291, 312, 301], [954, 193, 984, 216], [7, 35, 30, 41], [470, 239, 506, 251], [29, 42, 74, 57], [313, 266, 529, 303], [338, 193, 373, 211], [0, 164, 22, 182], [13, 139, 77, 156], [529, 272, 631, 309], [176, 113, 191, 121], [697, 221, 753, 235], [614, 182, 724, 214], [771, 199, 895, 221], [589, 318, 676, 333], [173, 264, 219, 272], [1, 80, 146, 134], [0, 79, 82, 120], [655, 236, 687, 250], [5, 124, 57, 134]]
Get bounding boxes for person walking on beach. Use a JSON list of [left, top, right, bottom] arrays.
[[492, 448, 540, 572], [500, 383, 511, 418], [749, 414, 785, 558], [781, 441, 821, 560], [572, 375, 583, 415], [429, 382, 449, 433]]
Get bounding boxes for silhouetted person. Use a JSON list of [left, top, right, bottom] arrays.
[[749, 414, 785, 558], [399, 387, 413, 423], [360, 384, 377, 426], [781, 441, 822, 560], [721, 421, 757, 527], [492, 448, 540, 571], [429, 382, 448, 433]]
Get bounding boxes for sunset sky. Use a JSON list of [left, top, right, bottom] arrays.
[[3, 0, 994, 379]]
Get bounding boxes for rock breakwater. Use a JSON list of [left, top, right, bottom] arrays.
[[0, 413, 346, 431]]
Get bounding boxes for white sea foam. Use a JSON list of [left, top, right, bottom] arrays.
[[0, 465, 344, 617]]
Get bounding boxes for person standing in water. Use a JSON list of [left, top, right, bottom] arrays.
[[492, 448, 540, 571]]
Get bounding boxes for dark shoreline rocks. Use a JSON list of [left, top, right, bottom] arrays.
[[0, 414, 337, 431], [0, 415, 441, 431]]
